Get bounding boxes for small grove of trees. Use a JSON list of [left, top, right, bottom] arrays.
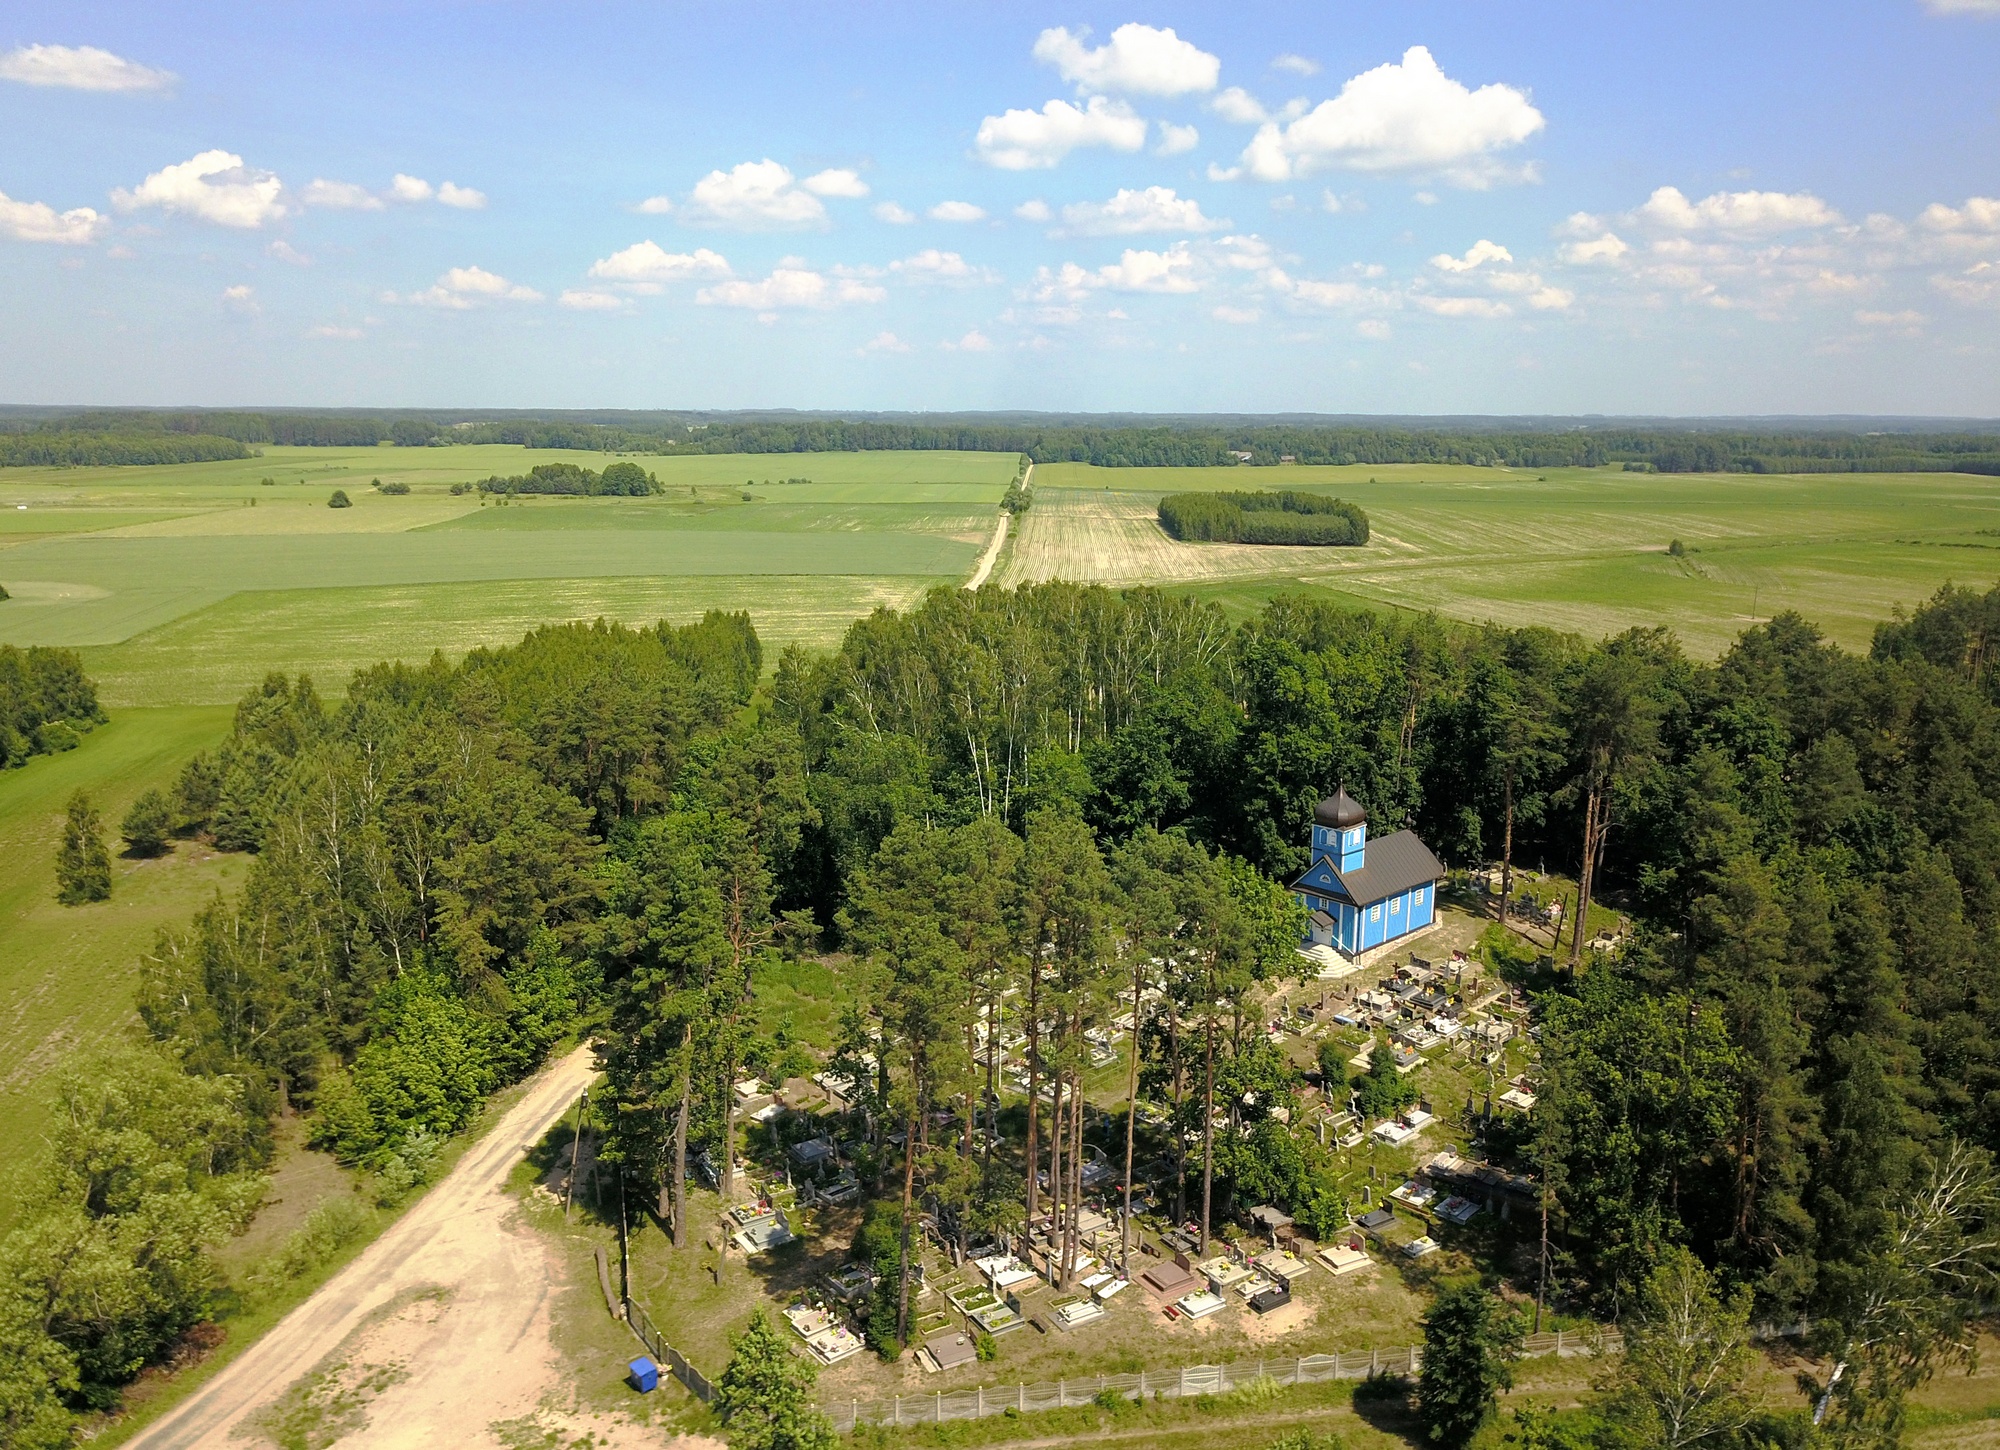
[[327, 489, 351, 508], [0, 1047, 267, 1447], [1, 644, 103, 768], [473, 461, 662, 497], [1157, 491, 1370, 546], [56, 790, 111, 904]]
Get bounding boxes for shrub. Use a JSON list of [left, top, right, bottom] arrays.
[[327, 489, 352, 508], [975, 1331, 997, 1362], [377, 480, 409, 495], [1351, 1043, 1418, 1119]]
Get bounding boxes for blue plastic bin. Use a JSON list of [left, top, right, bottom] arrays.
[[628, 1355, 660, 1393]]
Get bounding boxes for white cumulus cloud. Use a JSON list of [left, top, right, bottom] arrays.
[[112, 150, 286, 228], [1031, 24, 1220, 97], [390, 174, 434, 203], [803, 168, 869, 198], [873, 202, 917, 224], [1560, 231, 1629, 264], [890, 249, 994, 284], [1357, 319, 1392, 339], [859, 330, 912, 353], [1637, 185, 1840, 233], [1272, 54, 1321, 77], [1014, 199, 1053, 223], [437, 181, 486, 209], [307, 323, 364, 339], [0, 189, 108, 244], [1919, 197, 2000, 233], [930, 200, 987, 222], [1155, 123, 1200, 157], [943, 329, 994, 351], [1034, 243, 1200, 299], [587, 241, 732, 286], [396, 265, 542, 308], [1431, 239, 1513, 272], [1237, 46, 1544, 184], [636, 195, 674, 215], [302, 179, 383, 211], [697, 266, 883, 309], [684, 160, 828, 229], [1211, 87, 1270, 125], [1060, 186, 1227, 236], [975, 96, 1147, 170], [0, 43, 173, 92]]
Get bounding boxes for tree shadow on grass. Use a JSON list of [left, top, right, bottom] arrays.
[[1350, 1372, 1422, 1443]]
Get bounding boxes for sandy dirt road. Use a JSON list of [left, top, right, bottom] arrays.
[[964, 512, 1009, 589], [128, 1046, 602, 1450]]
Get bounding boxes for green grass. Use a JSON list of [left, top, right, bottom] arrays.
[[0, 446, 1008, 704], [0, 707, 240, 1207], [79, 574, 956, 707], [1027, 463, 2000, 656]]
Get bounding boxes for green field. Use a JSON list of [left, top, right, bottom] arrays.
[[0, 446, 1009, 704], [0, 708, 239, 1215], [1009, 462, 2000, 655]]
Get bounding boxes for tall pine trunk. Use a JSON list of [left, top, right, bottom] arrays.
[[1024, 962, 1041, 1225], [670, 1023, 692, 1247], [1121, 959, 1143, 1278], [1568, 784, 1599, 969], [896, 1102, 918, 1348], [1200, 1000, 1217, 1255], [1499, 765, 1516, 927]]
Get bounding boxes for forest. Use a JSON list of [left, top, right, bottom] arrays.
[[1157, 490, 1371, 545], [12, 577, 2000, 1445], [9, 409, 2000, 475]]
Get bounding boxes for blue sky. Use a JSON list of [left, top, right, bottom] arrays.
[[1, 0, 1997, 414]]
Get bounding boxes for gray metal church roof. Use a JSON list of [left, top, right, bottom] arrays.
[[1290, 828, 1444, 906]]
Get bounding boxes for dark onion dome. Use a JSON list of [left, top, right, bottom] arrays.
[[1314, 787, 1367, 829]]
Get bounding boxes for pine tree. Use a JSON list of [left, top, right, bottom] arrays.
[[55, 790, 111, 905], [121, 788, 173, 858], [714, 1307, 838, 1450], [1418, 1284, 1525, 1447]]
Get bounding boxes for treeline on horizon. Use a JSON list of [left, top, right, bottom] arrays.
[[8, 409, 2000, 475], [1158, 490, 1370, 545], [18, 572, 2000, 1439]]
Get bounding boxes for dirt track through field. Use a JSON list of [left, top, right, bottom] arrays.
[[128, 1047, 605, 1450]]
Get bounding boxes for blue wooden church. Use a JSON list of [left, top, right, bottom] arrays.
[[1291, 788, 1445, 957]]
